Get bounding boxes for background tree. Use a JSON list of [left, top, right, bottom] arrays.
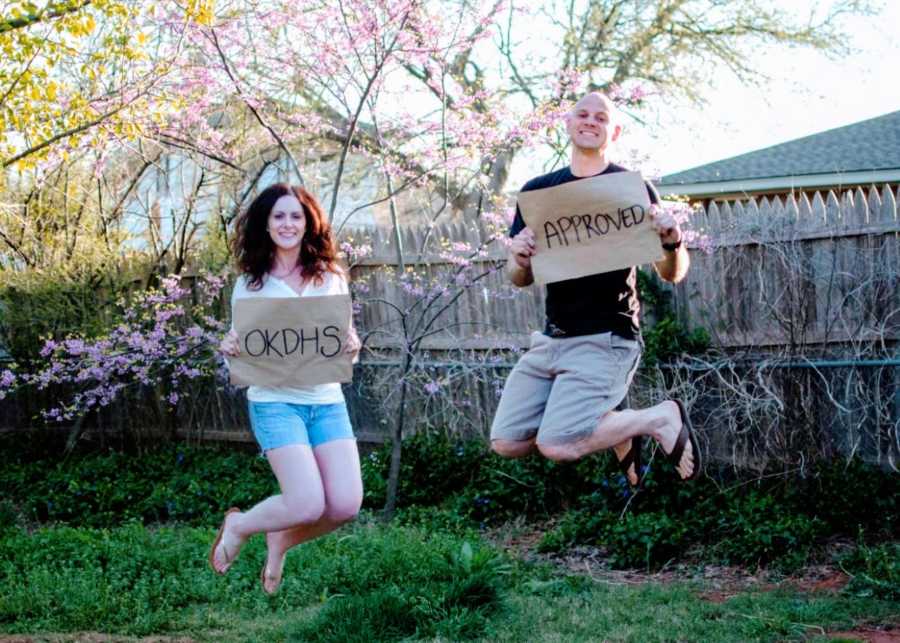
[[2, 0, 874, 261], [1, 1, 177, 170], [0, 0, 881, 514]]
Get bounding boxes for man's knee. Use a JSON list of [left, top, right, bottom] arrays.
[[491, 439, 535, 459], [537, 442, 581, 462]]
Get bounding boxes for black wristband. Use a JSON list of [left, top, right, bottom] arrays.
[[662, 239, 682, 252]]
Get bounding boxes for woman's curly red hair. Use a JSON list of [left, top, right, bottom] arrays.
[[233, 183, 341, 290]]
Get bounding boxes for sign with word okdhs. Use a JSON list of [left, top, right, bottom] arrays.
[[517, 171, 663, 284], [229, 295, 353, 387]]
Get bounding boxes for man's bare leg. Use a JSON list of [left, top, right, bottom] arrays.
[[537, 401, 696, 479], [491, 437, 537, 458]]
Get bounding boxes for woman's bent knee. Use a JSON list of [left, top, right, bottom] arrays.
[[325, 493, 362, 525], [324, 498, 362, 525], [284, 497, 326, 526]]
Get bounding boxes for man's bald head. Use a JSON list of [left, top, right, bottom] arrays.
[[571, 92, 618, 119], [565, 91, 621, 154]]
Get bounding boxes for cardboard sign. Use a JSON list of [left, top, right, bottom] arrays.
[[516, 171, 664, 284], [229, 295, 353, 388]]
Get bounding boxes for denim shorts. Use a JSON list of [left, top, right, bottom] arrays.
[[247, 401, 355, 451]]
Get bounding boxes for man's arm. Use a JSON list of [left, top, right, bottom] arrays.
[[507, 228, 536, 287], [653, 243, 690, 283], [650, 205, 690, 284]]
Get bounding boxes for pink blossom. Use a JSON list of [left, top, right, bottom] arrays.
[[0, 368, 15, 400], [24, 274, 229, 422]]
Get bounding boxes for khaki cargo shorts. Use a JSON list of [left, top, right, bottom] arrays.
[[490, 331, 642, 446]]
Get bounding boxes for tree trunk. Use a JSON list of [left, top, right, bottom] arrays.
[[383, 356, 412, 520]]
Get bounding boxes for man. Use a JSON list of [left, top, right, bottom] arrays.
[[490, 91, 699, 485]]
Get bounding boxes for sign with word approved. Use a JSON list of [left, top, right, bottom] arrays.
[[517, 171, 663, 284]]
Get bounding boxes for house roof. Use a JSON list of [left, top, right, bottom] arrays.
[[659, 110, 900, 188]]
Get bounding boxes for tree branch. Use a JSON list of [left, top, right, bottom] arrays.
[[209, 27, 305, 185], [2, 103, 126, 168], [328, 0, 412, 222], [0, 0, 92, 34]]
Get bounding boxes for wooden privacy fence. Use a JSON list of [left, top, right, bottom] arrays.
[[659, 185, 900, 470], [350, 185, 899, 351], [343, 184, 900, 468], [2, 185, 898, 468], [349, 222, 543, 351], [672, 186, 899, 347]]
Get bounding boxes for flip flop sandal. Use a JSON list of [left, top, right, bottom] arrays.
[[667, 400, 702, 481], [208, 507, 241, 575], [260, 562, 283, 595], [617, 435, 644, 487]]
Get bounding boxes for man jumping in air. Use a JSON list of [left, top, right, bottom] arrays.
[[490, 91, 700, 486]]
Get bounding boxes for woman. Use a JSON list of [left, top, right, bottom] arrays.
[[210, 183, 362, 594]]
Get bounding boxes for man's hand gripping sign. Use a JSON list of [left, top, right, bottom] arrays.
[[516, 171, 664, 284]]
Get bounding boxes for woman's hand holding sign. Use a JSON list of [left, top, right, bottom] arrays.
[[220, 329, 240, 357], [345, 327, 361, 364]]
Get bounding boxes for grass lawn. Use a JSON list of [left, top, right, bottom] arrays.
[[1, 519, 896, 642]]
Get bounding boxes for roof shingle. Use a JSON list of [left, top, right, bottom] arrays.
[[660, 110, 900, 186]]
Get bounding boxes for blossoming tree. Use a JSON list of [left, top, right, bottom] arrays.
[[0, 0, 873, 513]]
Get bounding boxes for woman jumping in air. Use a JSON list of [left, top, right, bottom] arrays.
[[211, 183, 362, 594]]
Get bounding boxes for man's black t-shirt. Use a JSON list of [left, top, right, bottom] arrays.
[[509, 163, 660, 340]]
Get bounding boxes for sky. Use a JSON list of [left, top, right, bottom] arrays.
[[619, 2, 900, 179], [7, 1, 894, 195]]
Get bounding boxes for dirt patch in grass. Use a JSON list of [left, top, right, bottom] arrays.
[[801, 568, 852, 593], [487, 521, 856, 598], [694, 566, 852, 603], [826, 626, 900, 642]]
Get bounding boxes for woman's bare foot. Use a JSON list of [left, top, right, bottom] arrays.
[[261, 532, 287, 594], [211, 510, 246, 574]]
